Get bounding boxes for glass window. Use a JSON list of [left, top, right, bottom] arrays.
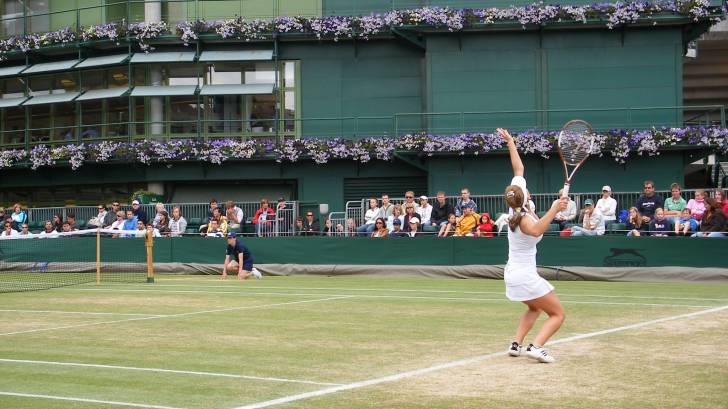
[[2, 106, 24, 145], [53, 72, 77, 93], [27, 0, 49, 33], [248, 95, 275, 133], [163, 64, 199, 86], [284, 61, 295, 87], [82, 70, 104, 91], [205, 95, 241, 135], [107, 66, 129, 88], [133, 66, 146, 86], [132, 97, 145, 136], [284, 91, 295, 132], [207, 63, 242, 85], [170, 96, 198, 135], [80, 100, 102, 140], [29, 75, 51, 96], [243, 62, 275, 85], [53, 102, 77, 142], [29, 105, 50, 142], [107, 97, 129, 137], [2, 0, 23, 37], [1, 77, 24, 99]]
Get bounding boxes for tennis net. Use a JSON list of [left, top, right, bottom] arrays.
[[0, 228, 154, 293]]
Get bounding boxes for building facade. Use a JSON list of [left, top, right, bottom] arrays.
[[0, 0, 721, 209]]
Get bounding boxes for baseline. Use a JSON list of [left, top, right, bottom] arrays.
[[0, 391, 185, 409]]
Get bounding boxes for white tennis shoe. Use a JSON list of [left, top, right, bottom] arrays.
[[251, 268, 262, 279], [508, 341, 522, 357], [525, 344, 555, 363]]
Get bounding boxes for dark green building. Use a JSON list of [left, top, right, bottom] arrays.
[[0, 0, 721, 210]]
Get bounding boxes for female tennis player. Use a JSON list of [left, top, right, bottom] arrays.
[[497, 128, 567, 363]]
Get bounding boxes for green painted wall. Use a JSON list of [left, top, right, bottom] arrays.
[[280, 41, 424, 137]]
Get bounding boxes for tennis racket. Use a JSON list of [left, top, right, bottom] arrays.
[[557, 119, 595, 198]]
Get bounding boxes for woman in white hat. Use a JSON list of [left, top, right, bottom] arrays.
[[596, 185, 617, 229]]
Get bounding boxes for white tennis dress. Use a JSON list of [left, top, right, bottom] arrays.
[[504, 176, 555, 301]]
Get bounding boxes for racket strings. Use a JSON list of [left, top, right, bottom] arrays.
[[558, 129, 593, 166]]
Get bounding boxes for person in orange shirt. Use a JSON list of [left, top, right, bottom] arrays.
[[454, 205, 480, 237]]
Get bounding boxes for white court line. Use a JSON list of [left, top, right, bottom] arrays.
[[69, 288, 718, 308], [0, 309, 165, 317], [0, 296, 350, 337], [0, 391, 184, 409], [0, 358, 342, 387], [232, 304, 728, 409], [129, 282, 728, 302]]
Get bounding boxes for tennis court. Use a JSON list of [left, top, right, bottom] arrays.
[[0, 275, 726, 409]]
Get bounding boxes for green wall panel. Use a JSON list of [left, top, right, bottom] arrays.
[[280, 41, 423, 138]]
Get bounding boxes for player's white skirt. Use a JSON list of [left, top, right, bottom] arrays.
[[504, 263, 554, 302]]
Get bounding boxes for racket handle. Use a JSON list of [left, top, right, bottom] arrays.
[[562, 183, 570, 198]]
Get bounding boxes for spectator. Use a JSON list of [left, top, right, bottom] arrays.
[[104, 202, 121, 227], [135, 220, 147, 238], [390, 218, 407, 237], [714, 188, 728, 216], [225, 201, 244, 232], [253, 199, 275, 237], [61, 222, 72, 234], [66, 213, 80, 231], [10, 203, 27, 231], [675, 208, 699, 236], [685, 189, 706, 221], [146, 223, 162, 238], [131, 200, 148, 224], [438, 214, 457, 237], [88, 204, 110, 228], [294, 216, 304, 235], [377, 194, 394, 219], [552, 189, 577, 230], [648, 208, 673, 237], [357, 198, 380, 236], [210, 207, 229, 236], [692, 197, 725, 238], [157, 211, 171, 237], [152, 203, 168, 228], [204, 219, 224, 238], [478, 213, 495, 238], [323, 218, 333, 236], [635, 180, 662, 223], [431, 191, 454, 227], [596, 186, 617, 228], [663, 183, 687, 219], [402, 203, 418, 232], [169, 207, 187, 237], [0, 208, 4, 223], [276, 197, 287, 211], [571, 199, 605, 237], [371, 218, 389, 238], [417, 196, 433, 228], [1, 221, 18, 238], [346, 218, 357, 237], [302, 211, 320, 236], [454, 205, 480, 237], [626, 207, 644, 237], [455, 188, 478, 216], [402, 191, 419, 212], [406, 217, 421, 238], [207, 199, 219, 220], [122, 210, 138, 237], [386, 204, 404, 232], [18, 223, 33, 238], [111, 211, 125, 230], [39, 221, 59, 238], [52, 213, 63, 232]]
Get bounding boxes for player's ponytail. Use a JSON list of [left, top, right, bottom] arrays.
[[504, 185, 526, 232]]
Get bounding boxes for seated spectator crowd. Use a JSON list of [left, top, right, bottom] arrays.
[[2, 181, 727, 240]]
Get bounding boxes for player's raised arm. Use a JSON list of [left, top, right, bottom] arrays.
[[497, 128, 523, 177]]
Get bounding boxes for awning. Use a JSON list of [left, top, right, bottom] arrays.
[[198, 50, 273, 62], [130, 85, 198, 97], [76, 54, 130, 69], [199, 84, 274, 96], [22, 92, 81, 106], [22, 60, 79, 75], [130, 52, 196, 63], [0, 97, 28, 108], [0, 66, 28, 77], [76, 87, 129, 101]]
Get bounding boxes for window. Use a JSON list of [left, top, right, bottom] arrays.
[[28, 105, 50, 142], [52, 102, 77, 142], [107, 97, 129, 137], [1, 77, 24, 99], [1, 106, 23, 145], [163, 64, 199, 86], [205, 95, 242, 134], [2, 0, 23, 37], [80, 100, 102, 140], [170, 96, 198, 135], [82, 70, 105, 91]]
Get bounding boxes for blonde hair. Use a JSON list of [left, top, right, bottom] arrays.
[[504, 185, 526, 232]]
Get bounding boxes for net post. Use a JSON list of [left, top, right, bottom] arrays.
[[146, 230, 154, 283], [96, 228, 101, 286]]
